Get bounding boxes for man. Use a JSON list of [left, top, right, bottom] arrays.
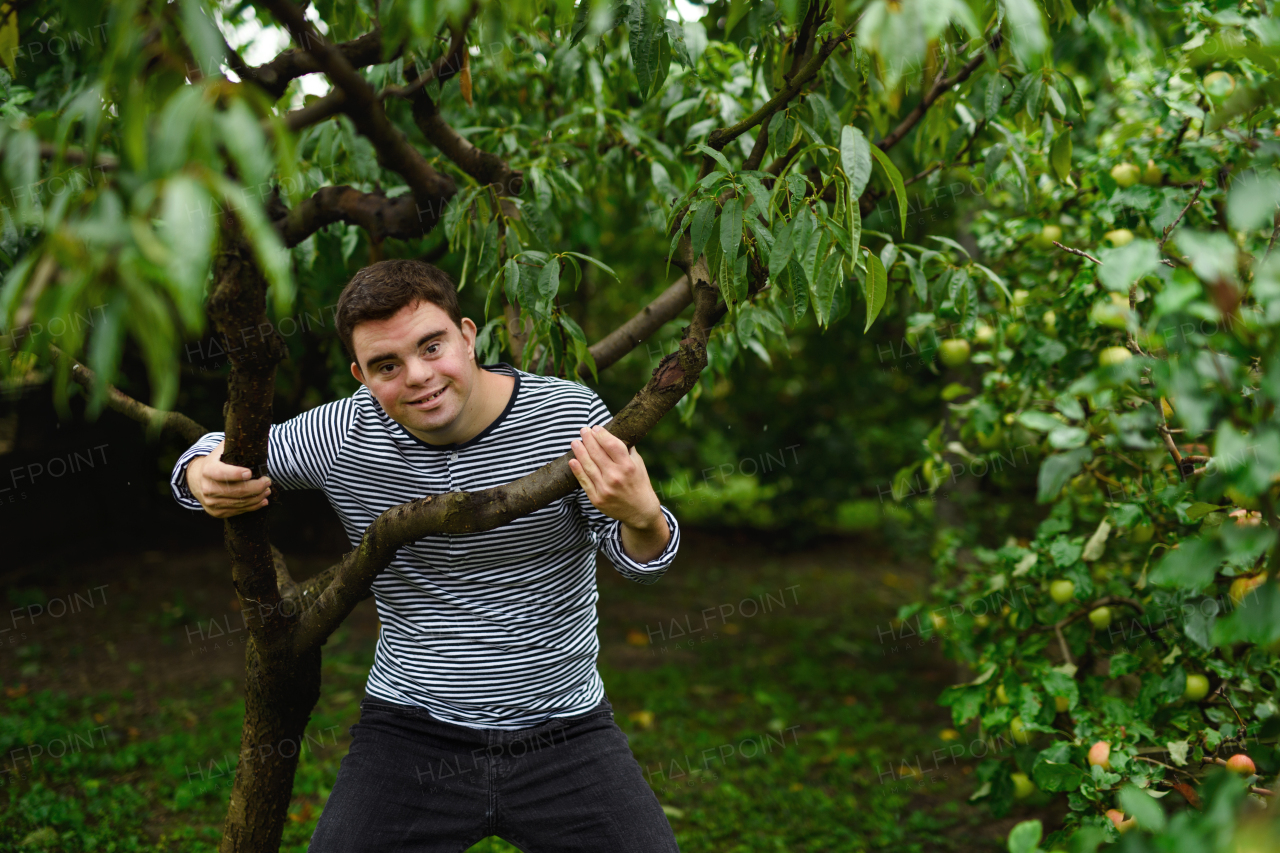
[[170, 259, 682, 851]]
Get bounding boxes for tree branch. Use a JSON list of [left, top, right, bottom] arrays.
[[43, 345, 211, 445], [577, 276, 694, 378], [274, 184, 430, 247], [240, 27, 395, 100], [280, 89, 346, 133], [875, 32, 1000, 154], [261, 0, 456, 227], [403, 14, 523, 198], [698, 27, 854, 180]]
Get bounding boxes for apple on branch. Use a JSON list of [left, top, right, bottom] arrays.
[[1089, 740, 1112, 771]]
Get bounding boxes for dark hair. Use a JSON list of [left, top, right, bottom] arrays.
[[336, 259, 464, 368]]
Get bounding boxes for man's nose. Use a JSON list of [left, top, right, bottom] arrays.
[[404, 354, 433, 386]]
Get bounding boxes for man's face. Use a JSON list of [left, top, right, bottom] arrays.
[[348, 300, 479, 439]]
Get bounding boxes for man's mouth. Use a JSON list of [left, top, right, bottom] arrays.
[[408, 387, 447, 407]]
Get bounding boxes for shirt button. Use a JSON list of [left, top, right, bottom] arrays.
[[449, 451, 458, 463]]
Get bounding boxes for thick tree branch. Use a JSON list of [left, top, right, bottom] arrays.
[[261, 0, 456, 228], [240, 27, 394, 100], [274, 184, 430, 247], [403, 14, 523, 198], [281, 89, 346, 132]]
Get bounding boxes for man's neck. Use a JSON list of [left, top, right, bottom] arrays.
[[403, 364, 515, 447]]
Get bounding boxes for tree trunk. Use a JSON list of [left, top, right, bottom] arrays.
[[207, 217, 323, 853]]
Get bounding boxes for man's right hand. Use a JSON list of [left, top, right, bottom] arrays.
[[186, 439, 272, 518]]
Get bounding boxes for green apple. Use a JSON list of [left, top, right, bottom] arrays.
[[1012, 289, 1031, 308], [996, 683, 1011, 705], [973, 613, 991, 629], [1011, 772, 1037, 799], [1183, 674, 1209, 702], [975, 322, 995, 344], [1034, 224, 1063, 249], [1089, 606, 1112, 629], [1098, 346, 1132, 367], [939, 339, 971, 368], [1141, 159, 1162, 186], [1110, 163, 1141, 188], [1054, 694, 1070, 713], [1009, 715, 1031, 744], [1204, 70, 1235, 101], [1129, 524, 1154, 543], [1049, 579, 1076, 604], [1042, 310, 1057, 334], [1104, 228, 1135, 247]]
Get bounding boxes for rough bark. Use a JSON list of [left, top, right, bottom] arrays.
[[207, 217, 321, 853]]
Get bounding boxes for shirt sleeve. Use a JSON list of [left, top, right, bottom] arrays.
[[573, 392, 681, 585], [169, 397, 357, 511]]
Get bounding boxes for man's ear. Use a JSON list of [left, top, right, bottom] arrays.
[[349, 362, 365, 386], [460, 317, 478, 360]]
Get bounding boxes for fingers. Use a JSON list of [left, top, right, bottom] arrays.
[[197, 440, 271, 517], [583, 424, 630, 464], [570, 427, 604, 494]]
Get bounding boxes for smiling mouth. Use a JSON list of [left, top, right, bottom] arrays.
[[408, 388, 447, 406]]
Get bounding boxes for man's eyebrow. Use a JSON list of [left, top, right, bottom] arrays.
[[364, 329, 449, 371]]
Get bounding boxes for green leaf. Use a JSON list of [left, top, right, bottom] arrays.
[[812, 249, 842, 328], [862, 247, 887, 332], [1098, 239, 1161, 293], [984, 143, 1007, 184], [159, 176, 214, 333], [840, 125, 873, 199], [694, 143, 734, 176], [720, 196, 743, 257], [690, 197, 718, 261], [561, 251, 619, 281], [218, 99, 273, 192], [770, 218, 794, 279], [626, 0, 664, 97], [985, 75, 1006, 122], [537, 259, 560, 302], [1007, 820, 1042, 853], [927, 234, 971, 259], [1118, 784, 1166, 833], [1150, 538, 1225, 590], [868, 144, 908, 237], [503, 258, 521, 306], [484, 267, 503, 322], [1050, 130, 1074, 186], [1037, 447, 1091, 503]]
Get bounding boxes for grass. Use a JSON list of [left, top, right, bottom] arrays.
[[0, 532, 1057, 851]]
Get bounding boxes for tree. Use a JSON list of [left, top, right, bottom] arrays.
[[872, 1, 1280, 848]]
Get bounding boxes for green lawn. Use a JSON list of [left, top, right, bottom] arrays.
[[1, 532, 1059, 851]]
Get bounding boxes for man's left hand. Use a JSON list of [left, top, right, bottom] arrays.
[[569, 426, 669, 560]]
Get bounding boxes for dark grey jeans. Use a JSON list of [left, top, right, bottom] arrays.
[[307, 693, 679, 852]]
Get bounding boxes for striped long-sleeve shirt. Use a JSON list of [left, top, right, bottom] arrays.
[[169, 362, 681, 730]]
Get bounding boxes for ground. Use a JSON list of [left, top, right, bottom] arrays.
[[0, 528, 1066, 851]]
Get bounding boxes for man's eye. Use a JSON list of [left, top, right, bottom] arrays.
[[426, 343, 441, 355]]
